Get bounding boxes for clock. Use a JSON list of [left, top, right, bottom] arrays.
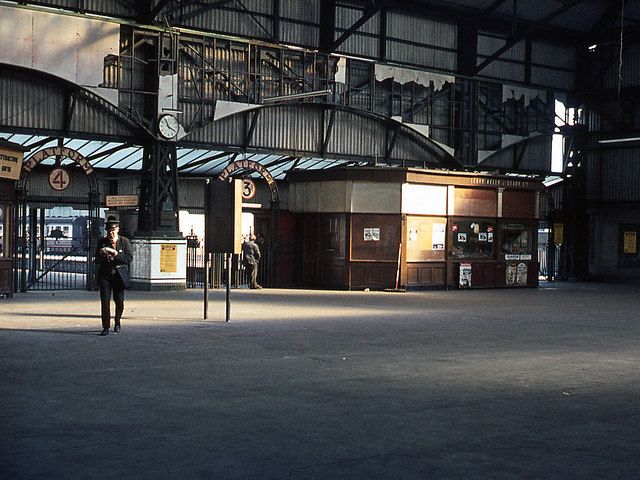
[[158, 114, 180, 139]]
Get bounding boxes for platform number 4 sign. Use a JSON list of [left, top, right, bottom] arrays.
[[49, 168, 70, 191]]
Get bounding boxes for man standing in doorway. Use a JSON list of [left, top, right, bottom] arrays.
[[242, 234, 262, 289], [95, 216, 133, 335]]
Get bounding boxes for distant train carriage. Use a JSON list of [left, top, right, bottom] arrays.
[[44, 216, 92, 253]]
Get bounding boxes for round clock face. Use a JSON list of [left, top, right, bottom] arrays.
[[158, 114, 180, 139]]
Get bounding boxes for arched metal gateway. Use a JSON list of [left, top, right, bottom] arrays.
[[15, 146, 100, 291]]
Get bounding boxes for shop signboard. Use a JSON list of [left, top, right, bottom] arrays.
[[0, 146, 23, 180]]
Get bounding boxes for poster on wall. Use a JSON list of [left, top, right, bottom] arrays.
[[624, 231, 637, 254], [506, 263, 517, 286], [553, 223, 564, 245], [0, 146, 24, 180], [432, 223, 445, 250], [516, 263, 528, 286], [459, 263, 472, 288], [160, 244, 177, 272], [364, 228, 380, 241]]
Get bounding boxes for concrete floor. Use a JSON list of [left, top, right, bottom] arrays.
[[1, 282, 639, 479]]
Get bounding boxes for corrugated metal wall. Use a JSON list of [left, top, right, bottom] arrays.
[[1, 67, 138, 140], [531, 40, 575, 91], [0, 70, 65, 132], [336, 4, 380, 59], [252, 104, 322, 153], [178, 1, 274, 41], [477, 33, 525, 83], [602, 45, 640, 90], [386, 12, 457, 71], [18, 0, 135, 18], [587, 148, 640, 202]]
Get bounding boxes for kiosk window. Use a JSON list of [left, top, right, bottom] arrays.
[[451, 220, 495, 259], [501, 224, 532, 256]]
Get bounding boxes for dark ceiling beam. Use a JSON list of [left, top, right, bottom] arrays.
[[473, 0, 583, 75], [175, 0, 235, 24], [262, 155, 297, 169], [389, 0, 586, 44], [319, 0, 336, 53], [484, 0, 509, 14], [177, 150, 229, 171], [332, 1, 391, 52], [149, 0, 173, 20], [588, 0, 623, 38], [584, 1, 640, 47], [24, 137, 57, 152], [87, 143, 132, 162]]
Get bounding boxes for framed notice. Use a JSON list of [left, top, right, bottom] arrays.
[[624, 231, 637, 254], [459, 263, 472, 288], [432, 223, 445, 250], [106, 194, 139, 208], [0, 146, 24, 180], [160, 244, 177, 272], [553, 223, 564, 245], [364, 227, 380, 241], [619, 225, 640, 268]]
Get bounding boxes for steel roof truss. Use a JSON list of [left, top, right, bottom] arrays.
[[474, 0, 584, 75]]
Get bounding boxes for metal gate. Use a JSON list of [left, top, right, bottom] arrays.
[[13, 205, 101, 291], [13, 146, 101, 292], [186, 232, 272, 289]]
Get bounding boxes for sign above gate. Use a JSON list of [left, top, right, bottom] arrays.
[[49, 168, 70, 191], [106, 194, 139, 208], [218, 159, 279, 203], [0, 146, 24, 180], [23, 146, 94, 175]]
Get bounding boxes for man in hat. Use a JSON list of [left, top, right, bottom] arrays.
[[95, 216, 133, 335], [242, 234, 262, 289]]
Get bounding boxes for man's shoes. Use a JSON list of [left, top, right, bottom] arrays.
[[250, 285, 262, 289], [114, 325, 121, 333], [99, 329, 109, 336]]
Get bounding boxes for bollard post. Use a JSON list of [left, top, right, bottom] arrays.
[[204, 253, 210, 319]]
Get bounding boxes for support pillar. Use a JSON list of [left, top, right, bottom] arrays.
[[132, 140, 186, 290]]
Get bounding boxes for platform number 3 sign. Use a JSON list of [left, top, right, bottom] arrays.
[[49, 168, 70, 191], [242, 178, 256, 200]]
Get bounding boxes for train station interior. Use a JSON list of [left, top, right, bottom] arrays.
[[1, 0, 640, 478]]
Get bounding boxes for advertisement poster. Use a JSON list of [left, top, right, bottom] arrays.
[[0, 146, 24, 180], [516, 262, 528, 286], [432, 223, 445, 250], [364, 227, 380, 241], [160, 244, 177, 272], [506, 264, 517, 286], [624, 231, 637, 254], [459, 263, 472, 288], [553, 223, 564, 245]]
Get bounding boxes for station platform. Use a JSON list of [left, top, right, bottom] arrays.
[[1, 283, 639, 479]]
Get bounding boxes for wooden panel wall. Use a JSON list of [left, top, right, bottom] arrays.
[[350, 214, 401, 261], [454, 187, 496, 217], [502, 190, 536, 218]]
